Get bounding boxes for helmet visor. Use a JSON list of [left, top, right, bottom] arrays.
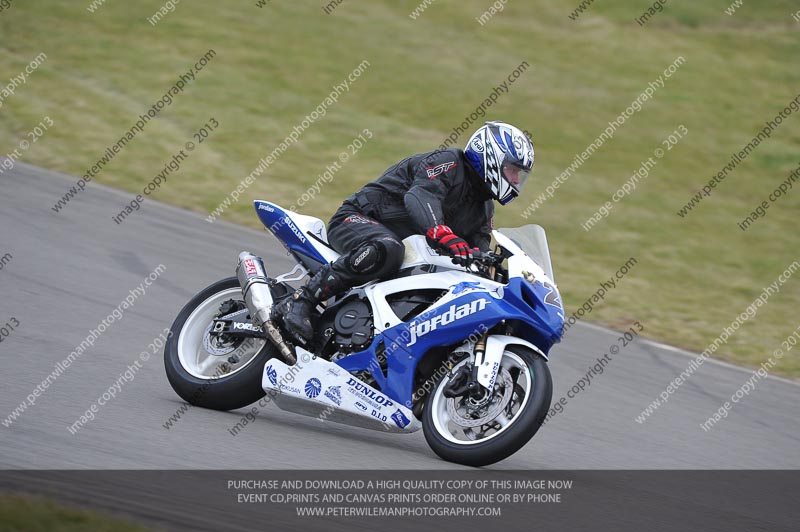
[[502, 161, 531, 193]]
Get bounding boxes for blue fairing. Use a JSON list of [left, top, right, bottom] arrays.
[[505, 277, 564, 346], [336, 278, 564, 409], [253, 200, 328, 265]]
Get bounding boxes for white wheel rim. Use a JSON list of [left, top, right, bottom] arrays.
[[430, 350, 532, 445], [176, 287, 266, 380]]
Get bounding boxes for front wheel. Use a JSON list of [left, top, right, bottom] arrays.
[[164, 277, 279, 411], [422, 345, 552, 467]]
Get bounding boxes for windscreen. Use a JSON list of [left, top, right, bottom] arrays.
[[496, 224, 556, 282]]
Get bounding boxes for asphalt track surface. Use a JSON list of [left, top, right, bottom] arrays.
[[1, 161, 798, 471]]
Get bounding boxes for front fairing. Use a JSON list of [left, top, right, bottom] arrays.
[[333, 227, 563, 407], [494, 228, 564, 346]]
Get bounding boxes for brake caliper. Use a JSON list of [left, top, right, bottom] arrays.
[[443, 363, 482, 399]]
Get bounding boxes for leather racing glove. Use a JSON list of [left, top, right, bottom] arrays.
[[426, 225, 475, 266]]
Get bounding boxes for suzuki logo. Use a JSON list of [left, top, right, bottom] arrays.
[[283, 217, 307, 244]]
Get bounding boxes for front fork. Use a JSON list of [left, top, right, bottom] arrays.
[[236, 251, 297, 364], [443, 333, 489, 399]]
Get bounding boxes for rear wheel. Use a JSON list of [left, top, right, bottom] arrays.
[[422, 345, 552, 467], [164, 277, 279, 411]]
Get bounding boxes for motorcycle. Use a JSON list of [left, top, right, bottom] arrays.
[[164, 200, 564, 466]]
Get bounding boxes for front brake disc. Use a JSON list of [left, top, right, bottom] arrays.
[[446, 367, 513, 428]]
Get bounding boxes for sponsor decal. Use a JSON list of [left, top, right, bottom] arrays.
[[304, 378, 322, 399], [370, 409, 387, 422], [323, 385, 342, 406], [257, 203, 275, 212], [265, 364, 278, 386], [233, 321, 262, 332], [451, 281, 483, 295], [351, 395, 386, 411], [344, 214, 377, 225], [326, 366, 342, 377], [485, 361, 500, 390], [391, 409, 412, 429], [280, 385, 302, 394], [345, 377, 395, 409], [243, 258, 258, 276], [283, 216, 307, 244], [426, 161, 456, 179], [407, 298, 490, 346], [353, 248, 370, 267], [354, 401, 368, 411]]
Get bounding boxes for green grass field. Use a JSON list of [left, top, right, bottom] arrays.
[[1, 0, 798, 377], [0, 494, 153, 532]]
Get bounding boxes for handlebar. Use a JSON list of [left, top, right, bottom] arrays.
[[452, 250, 505, 278], [468, 250, 504, 268]]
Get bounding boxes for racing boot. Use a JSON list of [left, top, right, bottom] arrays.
[[278, 264, 347, 345]]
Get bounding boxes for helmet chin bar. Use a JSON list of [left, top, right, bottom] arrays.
[[494, 173, 519, 205], [498, 189, 518, 206]]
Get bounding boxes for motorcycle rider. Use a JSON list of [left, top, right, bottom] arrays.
[[276, 121, 535, 345]]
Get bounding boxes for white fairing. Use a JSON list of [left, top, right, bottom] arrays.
[[359, 235, 485, 335], [262, 350, 421, 433], [364, 270, 503, 335], [400, 235, 470, 271], [278, 208, 341, 263]]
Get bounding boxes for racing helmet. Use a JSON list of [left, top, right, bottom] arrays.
[[465, 121, 534, 205]]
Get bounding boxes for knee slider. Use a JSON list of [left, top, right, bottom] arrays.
[[346, 238, 404, 278], [347, 242, 383, 274]]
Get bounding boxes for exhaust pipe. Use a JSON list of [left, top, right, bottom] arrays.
[[236, 252, 296, 364]]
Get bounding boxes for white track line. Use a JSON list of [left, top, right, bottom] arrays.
[[575, 320, 800, 387]]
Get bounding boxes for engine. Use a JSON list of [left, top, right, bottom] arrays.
[[331, 299, 374, 351], [316, 296, 374, 357], [316, 289, 446, 360]]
